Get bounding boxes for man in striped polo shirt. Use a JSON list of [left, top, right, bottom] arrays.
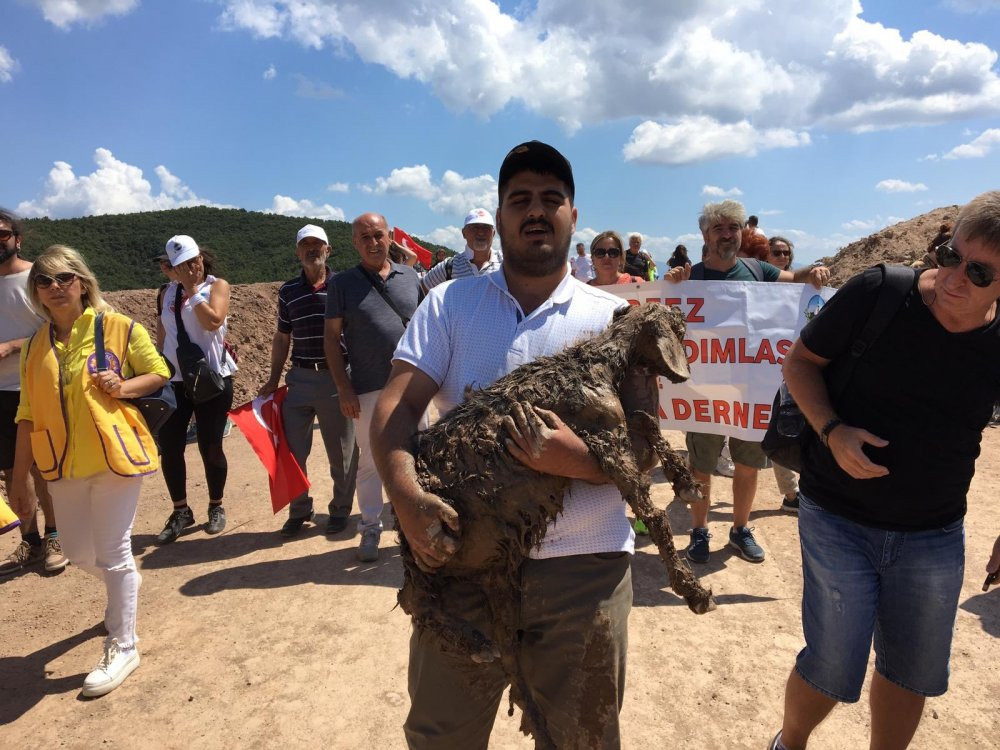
[[421, 207, 501, 292], [259, 224, 359, 538]]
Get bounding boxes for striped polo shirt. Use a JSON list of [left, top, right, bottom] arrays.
[[277, 267, 332, 365]]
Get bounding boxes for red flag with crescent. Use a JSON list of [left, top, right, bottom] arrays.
[[229, 387, 309, 514], [392, 227, 433, 269]]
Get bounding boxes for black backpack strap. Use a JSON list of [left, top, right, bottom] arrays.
[[173, 284, 194, 347], [445, 256, 454, 281], [738, 257, 765, 282], [827, 264, 915, 396]]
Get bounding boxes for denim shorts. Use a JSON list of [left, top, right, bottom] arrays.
[[794, 494, 964, 702]]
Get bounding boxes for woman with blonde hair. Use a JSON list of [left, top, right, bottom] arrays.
[[8, 245, 170, 697], [587, 231, 646, 287]]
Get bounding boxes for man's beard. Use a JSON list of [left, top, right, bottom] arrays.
[[714, 243, 738, 262], [499, 220, 571, 278], [0, 246, 16, 265]]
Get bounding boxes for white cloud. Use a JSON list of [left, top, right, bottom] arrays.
[[326, 181, 349, 193], [941, 128, 1000, 159], [263, 64, 277, 80], [368, 165, 497, 216], [31, 0, 139, 29], [624, 117, 810, 165], [424, 225, 465, 253], [701, 185, 744, 198], [267, 195, 345, 221], [16, 148, 224, 218], [842, 218, 878, 231], [218, 0, 1000, 160], [292, 74, 343, 99], [875, 179, 929, 192], [943, 0, 1000, 13], [0, 47, 18, 83]]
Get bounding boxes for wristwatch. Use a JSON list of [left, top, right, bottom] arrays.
[[820, 418, 843, 447]]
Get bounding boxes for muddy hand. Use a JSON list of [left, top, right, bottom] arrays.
[[405, 493, 461, 573]]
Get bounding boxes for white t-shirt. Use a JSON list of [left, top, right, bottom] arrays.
[[570, 254, 594, 281], [394, 268, 634, 559], [160, 276, 237, 382], [0, 269, 44, 391]]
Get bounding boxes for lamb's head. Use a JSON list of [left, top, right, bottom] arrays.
[[612, 303, 690, 383]]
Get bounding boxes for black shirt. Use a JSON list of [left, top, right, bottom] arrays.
[[799, 269, 1000, 530]]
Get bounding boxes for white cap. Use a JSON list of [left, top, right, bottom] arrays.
[[463, 208, 494, 228], [296, 224, 329, 245], [164, 235, 200, 267]]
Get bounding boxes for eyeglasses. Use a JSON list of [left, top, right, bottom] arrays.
[[0, 229, 15, 241], [935, 242, 996, 288], [592, 247, 622, 258], [34, 272, 78, 289]]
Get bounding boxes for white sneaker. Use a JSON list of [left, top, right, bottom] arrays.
[[81, 639, 140, 697], [715, 456, 735, 477]]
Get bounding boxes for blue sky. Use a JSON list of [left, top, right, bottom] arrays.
[[2, 0, 999, 269]]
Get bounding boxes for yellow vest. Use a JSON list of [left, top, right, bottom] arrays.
[[24, 312, 159, 480]]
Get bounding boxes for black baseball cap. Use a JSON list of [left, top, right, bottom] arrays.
[[498, 141, 575, 202]]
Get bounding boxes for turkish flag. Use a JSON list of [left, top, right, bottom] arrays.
[[392, 227, 433, 269], [229, 387, 310, 514]]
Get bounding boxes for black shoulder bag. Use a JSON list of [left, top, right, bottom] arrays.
[[95, 313, 177, 437], [761, 264, 915, 472], [358, 265, 411, 327], [173, 285, 226, 404]]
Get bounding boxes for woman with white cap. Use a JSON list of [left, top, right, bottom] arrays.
[[154, 235, 237, 544]]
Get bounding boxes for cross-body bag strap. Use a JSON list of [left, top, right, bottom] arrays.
[[358, 265, 410, 327], [94, 312, 107, 372], [173, 284, 195, 347]]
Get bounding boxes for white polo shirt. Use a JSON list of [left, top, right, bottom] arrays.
[[394, 267, 634, 559]]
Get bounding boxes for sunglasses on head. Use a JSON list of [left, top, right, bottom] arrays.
[[935, 242, 996, 288], [592, 247, 622, 258], [34, 271, 77, 289]]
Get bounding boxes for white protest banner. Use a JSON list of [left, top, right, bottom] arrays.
[[606, 279, 834, 441]]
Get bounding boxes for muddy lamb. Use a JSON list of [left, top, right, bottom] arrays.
[[397, 301, 716, 748]]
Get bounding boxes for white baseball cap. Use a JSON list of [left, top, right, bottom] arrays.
[[463, 208, 495, 228], [164, 235, 200, 267], [296, 224, 329, 245]]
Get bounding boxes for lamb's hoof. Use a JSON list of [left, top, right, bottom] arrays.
[[471, 644, 502, 663], [677, 486, 702, 504], [686, 591, 717, 614]]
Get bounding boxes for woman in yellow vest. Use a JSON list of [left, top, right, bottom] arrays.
[[6, 245, 169, 698]]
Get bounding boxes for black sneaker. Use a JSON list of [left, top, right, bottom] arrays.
[[206, 505, 227, 535], [281, 511, 315, 538], [729, 525, 765, 563], [781, 492, 801, 514], [326, 514, 349, 534], [156, 507, 195, 544], [686, 527, 711, 564]]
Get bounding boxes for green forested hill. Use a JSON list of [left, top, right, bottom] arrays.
[[17, 207, 448, 290]]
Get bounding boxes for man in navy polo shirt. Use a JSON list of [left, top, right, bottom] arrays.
[[259, 224, 359, 539]]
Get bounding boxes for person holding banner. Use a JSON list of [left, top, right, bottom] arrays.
[[421, 208, 500, 293], [769, 190, 1000, 750], [258, 224, 359, 538], [587, 231, 646, 287], [7, 245, 169, 697], [665, 200, 829, 564]]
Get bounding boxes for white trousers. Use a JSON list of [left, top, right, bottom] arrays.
[[50, 472, 143, 649], [356, 390, 386, 532]]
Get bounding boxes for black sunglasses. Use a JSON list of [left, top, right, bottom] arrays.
[[34, 271, 78, 289], [0, 229, 15, 241], [592, 247, 622, 258], [935, 243, 996, 288]]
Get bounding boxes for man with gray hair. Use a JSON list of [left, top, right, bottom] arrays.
[[665, 199, 829, 565], [421, 208, 501, 292], [324, 213, 421, 561]]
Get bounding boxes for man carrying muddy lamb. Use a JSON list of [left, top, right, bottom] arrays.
[[372, 141, 640, 748], [664, 200, 829, 564]]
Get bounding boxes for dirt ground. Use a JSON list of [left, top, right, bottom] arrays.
[[1, 425, 997, 749]]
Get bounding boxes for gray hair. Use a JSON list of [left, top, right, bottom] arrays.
[[954, 191, 1000, 252], [699, 200, 747, 233]]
